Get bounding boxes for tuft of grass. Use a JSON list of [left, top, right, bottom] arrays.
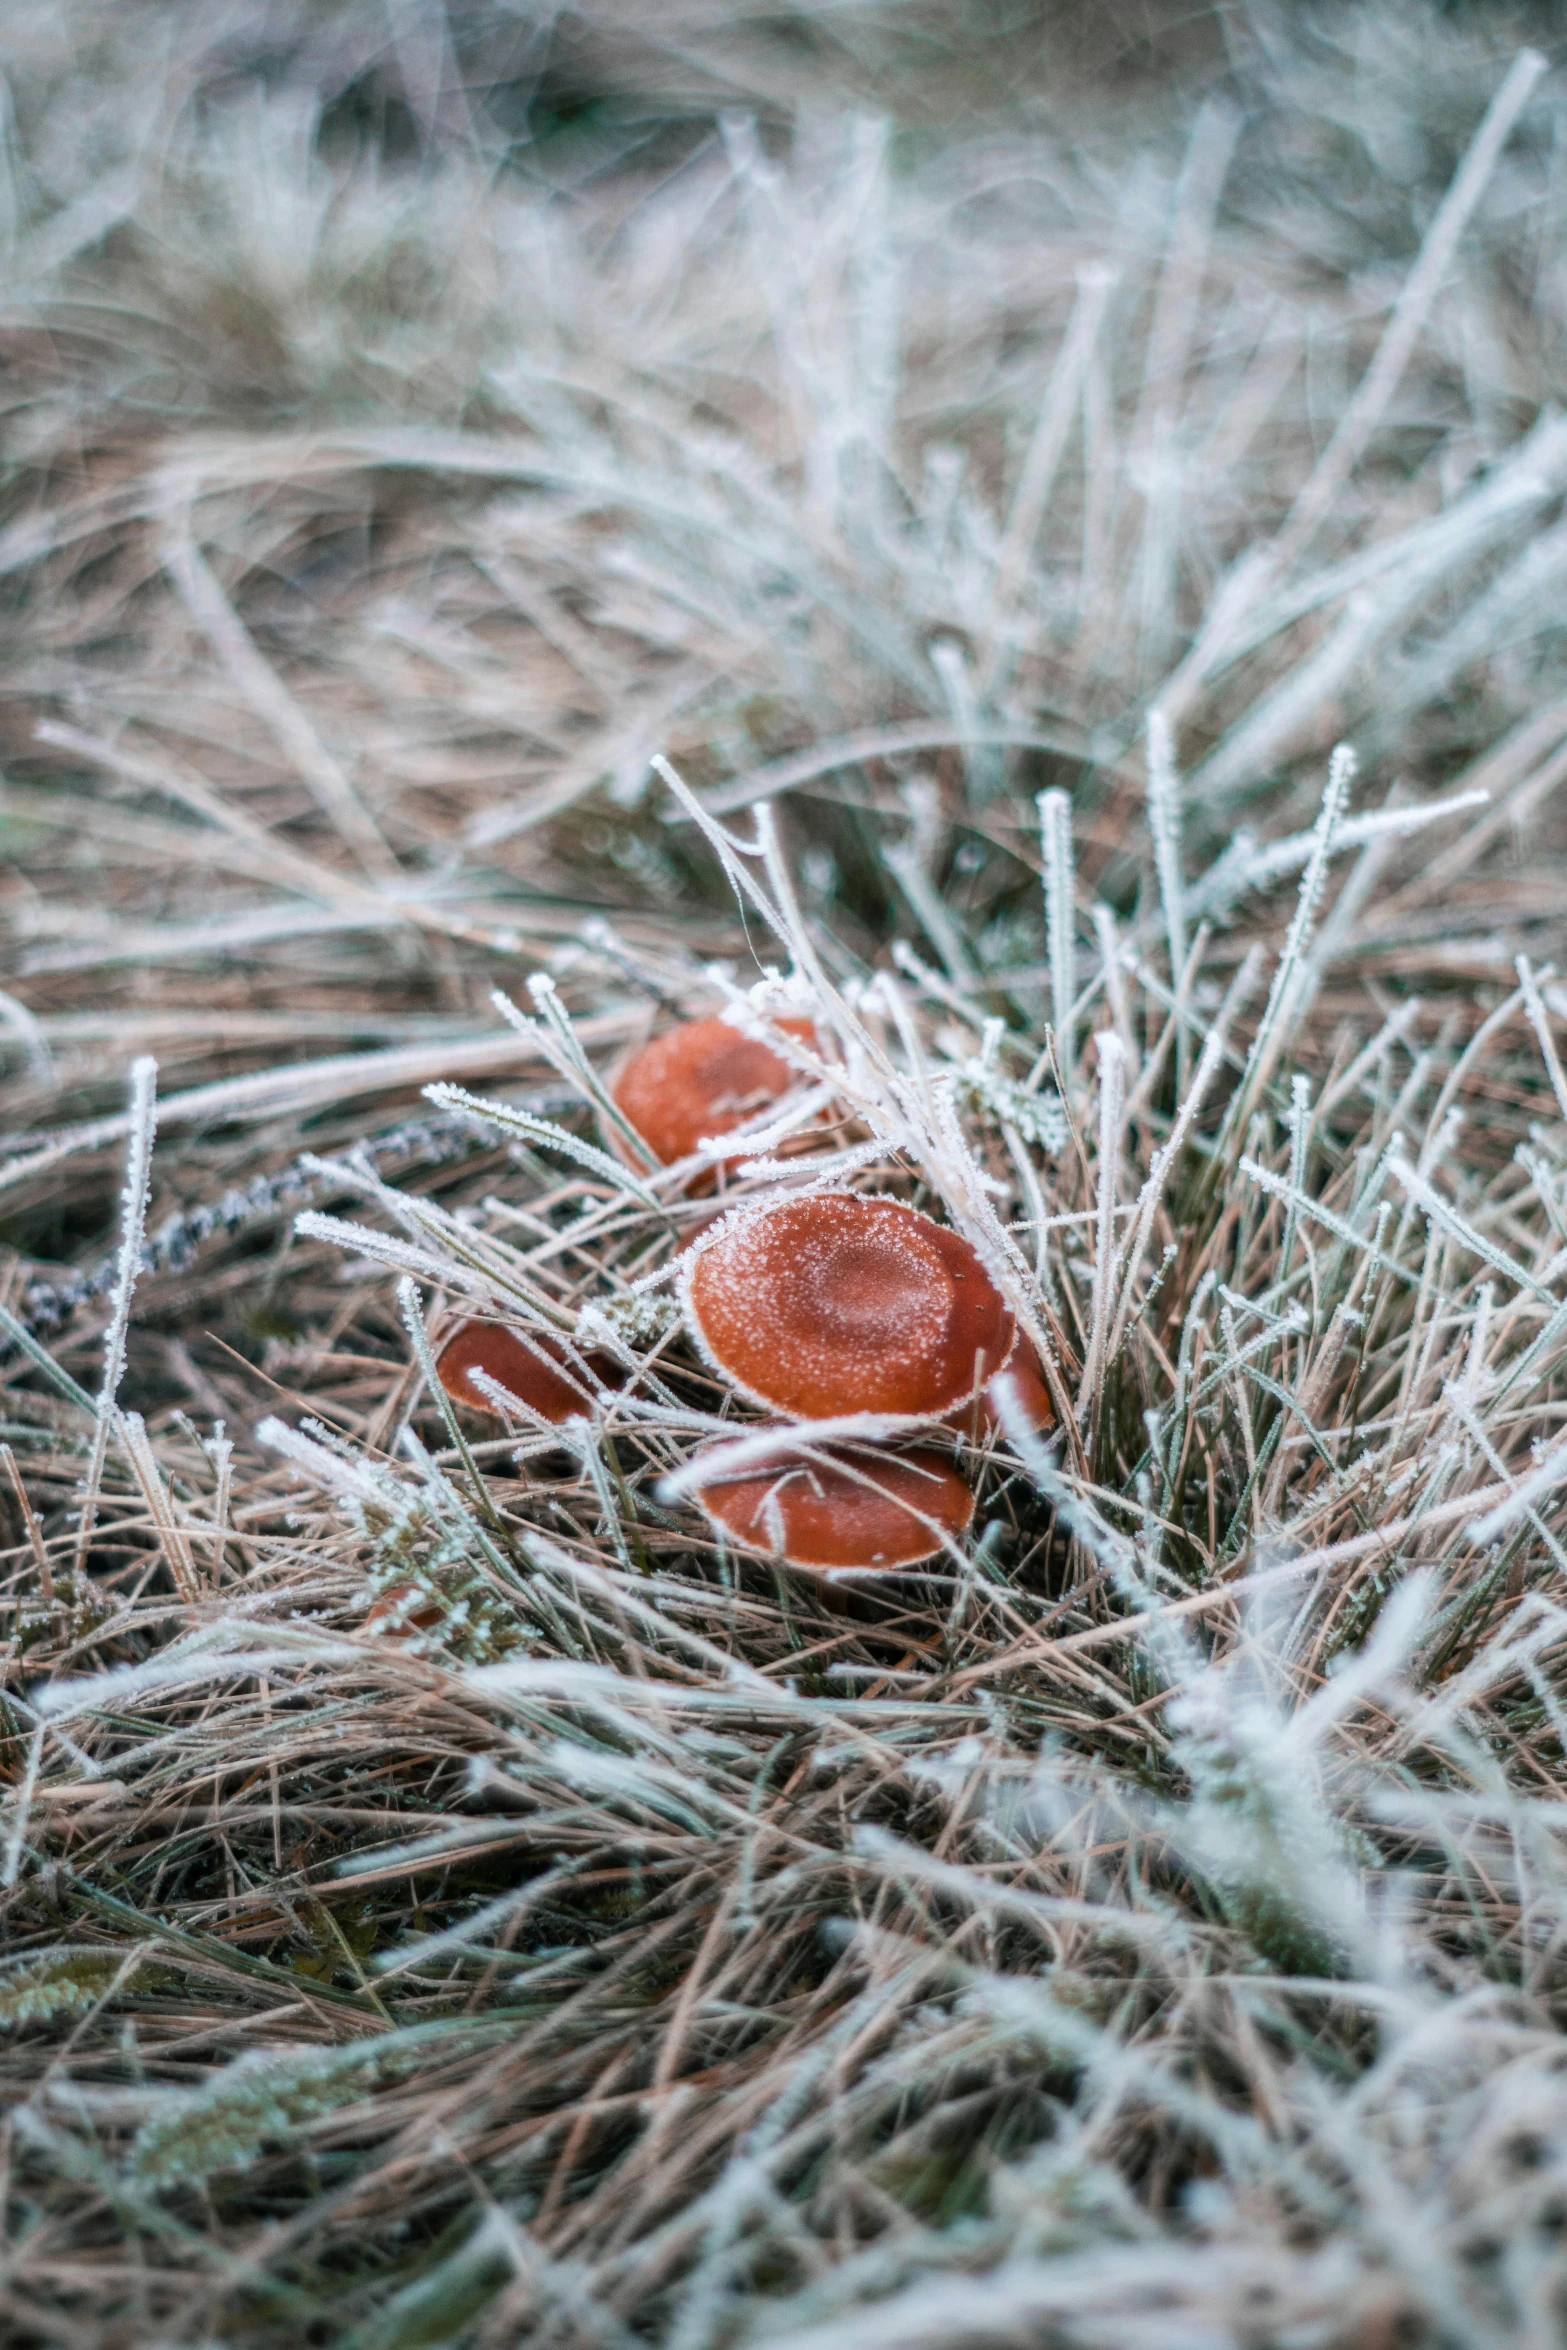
[[6, 6, 1567, 2346]]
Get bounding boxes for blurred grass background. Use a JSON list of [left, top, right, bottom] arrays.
[[8, 7, 1567, 2346]]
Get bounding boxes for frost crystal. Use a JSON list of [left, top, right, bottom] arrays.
[[577, 1292, 680, 1351], [955, 1061, 1069, 1155]]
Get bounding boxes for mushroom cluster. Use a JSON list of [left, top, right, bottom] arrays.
[[426, 1013, 1053, 1591], [429, 1009, 817, 1426], [680, 1190, 1050, 1576]]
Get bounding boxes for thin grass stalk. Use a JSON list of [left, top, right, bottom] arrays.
[[1038, 787, 1077, 1091], [1145, 707, 1187, 998], [1077, 1031, 1126, 1429], [1207, 746, 1355, 1185], [118, 1409, 200, 1604], [73, 1055, 157, 1576]]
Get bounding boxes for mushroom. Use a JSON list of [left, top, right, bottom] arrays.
[[611, 1014, 817, 1172], [364, 1583, 442, 1637], [434, 1320, 620, 1424], [694, 1445, 974, 1572], [682, 1192, 1017, 1421]]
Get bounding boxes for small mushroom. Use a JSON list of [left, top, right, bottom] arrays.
[[694, 1445, 974, 1571], [434, 1320, 619, 1423], [683, 1192, 1017, 1420], [612, 1014, 817, 1171], [364, 1583, 442, 1637]]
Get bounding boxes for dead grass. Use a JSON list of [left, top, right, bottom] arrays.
[[7, 6, 1567, 2345]]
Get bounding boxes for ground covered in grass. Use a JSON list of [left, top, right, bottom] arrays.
[[8, 5, 1567, 2344]]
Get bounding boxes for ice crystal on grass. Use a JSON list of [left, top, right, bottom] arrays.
[[578, 1290, 682, 1353], [129, 2023, 507, 2191], [8, 8, 1567, 2348], [0, 1949, 161, 2030], [952, 1057, 1069, 1158], [257, 1414, 534, 1664]]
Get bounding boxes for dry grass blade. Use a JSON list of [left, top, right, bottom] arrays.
[[5, 8, 1567, 2349]]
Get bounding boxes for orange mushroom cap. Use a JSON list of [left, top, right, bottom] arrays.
[[611, 1015, 817, 1170], [434, 1320, 619, 1424], [694, 1445, 974, 1571], [364, 1583, 442, 1637], [683, 1192, 1016, 1420]]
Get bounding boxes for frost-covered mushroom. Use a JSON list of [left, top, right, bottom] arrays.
[[694, 1445, 974, 1571], [434, 1320, 619, 1423], [682, 1192, 1017, 1420], [611, 1014, 817, 1171], [364, 1584, 441, 1637]]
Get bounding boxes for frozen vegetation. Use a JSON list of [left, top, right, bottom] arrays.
[[5, 5, 1567, 2344]]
